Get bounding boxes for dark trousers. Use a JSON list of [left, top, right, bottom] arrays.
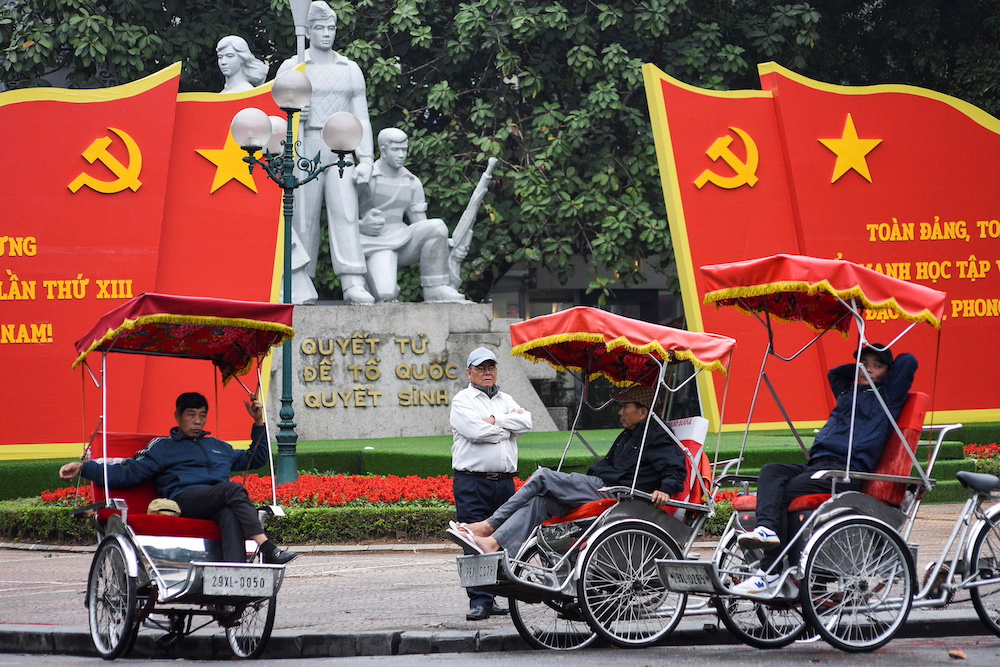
[[453, 471, 515, 609], [174, 481, 263, 562], [754, 457, 863, 568]]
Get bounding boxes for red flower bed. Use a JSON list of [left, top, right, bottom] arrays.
[[40, 475, 751, 508], [41, 486, 94, 507], [714, 488, 739, 503], [41, 474, 529, 509], [965, 443, 1000, 460]]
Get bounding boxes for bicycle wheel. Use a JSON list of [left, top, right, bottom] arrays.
[[800, 517, 913, 652], [970, 514, 1000, 636], [713, 532, 807, 649], [577, 521, 686, 648], [87, 538, 140, 660], [225, 595, 277, 659], [509, 543, 597, 650]]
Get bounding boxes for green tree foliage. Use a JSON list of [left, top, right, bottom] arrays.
[[801, 0, 1000, 117], [0, 1, 840, 302], [0, 0, 291, 90]]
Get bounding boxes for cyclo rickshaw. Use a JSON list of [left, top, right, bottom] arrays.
[[454, 306, 737, 650], [66, 293, 295, 660], [656, 253, 966, 652]]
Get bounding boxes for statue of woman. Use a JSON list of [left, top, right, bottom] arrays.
[[217, 35, 268, 93]]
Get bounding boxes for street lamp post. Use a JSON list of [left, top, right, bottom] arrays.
[[230, 69, 363, 485]]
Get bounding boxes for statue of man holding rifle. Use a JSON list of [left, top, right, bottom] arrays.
[[356, 127, 495, 303]]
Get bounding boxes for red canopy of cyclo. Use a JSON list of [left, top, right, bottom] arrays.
[[72, 293, 294, 382], [701, 254, 948, 334], [509, 306, 736, 386]]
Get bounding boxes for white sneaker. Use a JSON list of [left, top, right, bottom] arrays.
[[730, 569, 781, 595], [737, 526, 781, 549]]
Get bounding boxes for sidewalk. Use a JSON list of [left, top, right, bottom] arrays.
[[0, 503, 992, 658]]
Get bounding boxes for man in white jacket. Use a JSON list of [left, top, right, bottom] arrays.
[[450, 346, 532, 621]]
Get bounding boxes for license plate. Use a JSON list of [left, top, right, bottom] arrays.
[[457, 555, 500, 587], [659, 562, 716, 593], [203, 566, 275, 596]]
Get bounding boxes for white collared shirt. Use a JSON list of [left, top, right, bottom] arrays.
[[450, 384, 532, 473]]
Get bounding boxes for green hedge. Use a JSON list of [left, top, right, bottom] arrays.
[[0, 500, 96, 544], [955, 423, 1000, 446], [0, 499, 456, 546], [262, 506, 454, 543], [0, 458, 72, 502]]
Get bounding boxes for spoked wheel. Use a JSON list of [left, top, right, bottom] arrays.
[[800, 517, 913, 652], [225, 595, 277, 659], [713, 532, 808, 648], [577, 521, 686, 648], [969, 514, 1000, 635], [509, 543, 597, 650], [87, 537, 140, 660]]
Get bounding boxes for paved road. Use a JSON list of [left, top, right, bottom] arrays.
[[0, 502, 995, 658]]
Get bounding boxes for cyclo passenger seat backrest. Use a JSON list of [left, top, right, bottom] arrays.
[[786, 390, 930, 513], [667, 416, 712, 512], [541, 416, 711, 527], [91, 432, 221, 540]]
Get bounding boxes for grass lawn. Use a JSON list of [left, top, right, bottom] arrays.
[[293, 428, 827, 478]]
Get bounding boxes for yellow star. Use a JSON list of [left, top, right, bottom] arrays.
[[818, 114, 882, 183], [196, 133, 260, 193]]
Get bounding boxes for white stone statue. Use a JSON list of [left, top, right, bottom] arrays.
[[216, 36, 268, 94], [277, 1, 376, 305], [357, 128, 469, 303]]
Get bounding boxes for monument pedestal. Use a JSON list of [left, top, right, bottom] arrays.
[[267, 303, 556, 441]]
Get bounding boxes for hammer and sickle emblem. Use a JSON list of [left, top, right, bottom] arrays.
[[694, 127, 759, 189], [68, 127, 143, 194]]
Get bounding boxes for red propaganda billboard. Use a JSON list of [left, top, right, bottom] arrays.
[[643, 62, 1000, 430], [0, 66, 284, 458]]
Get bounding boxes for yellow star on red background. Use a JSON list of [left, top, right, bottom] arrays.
[[196, 133, 259, 193], [818, 113, 882, 183]]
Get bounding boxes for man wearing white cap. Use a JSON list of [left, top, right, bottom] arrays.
[[450, 346, 533, 621]]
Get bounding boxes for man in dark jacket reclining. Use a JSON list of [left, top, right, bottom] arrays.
[[732, 344, 917, 594], [447, 384, 687, 557], [59, 391, 297, 564]]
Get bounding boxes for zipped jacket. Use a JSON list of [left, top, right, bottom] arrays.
[[588, 417, 687, 495], [80, 424, 268, 499], [809, 353, 918, 472]]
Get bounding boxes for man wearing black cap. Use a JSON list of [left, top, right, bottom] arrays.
[[732, 344, 917, 594], [450, 346, 533, 621], [449, 384, 686, 563]]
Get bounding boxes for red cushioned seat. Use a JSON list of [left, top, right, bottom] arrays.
[[126, 514, 222, 539], [542, 498, 617, 526], [787, 493, 832, 512]]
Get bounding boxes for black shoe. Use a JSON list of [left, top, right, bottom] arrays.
[[263, 547, 299, 565], [490, 603, 509, 616], [466, 605, 491, 621]]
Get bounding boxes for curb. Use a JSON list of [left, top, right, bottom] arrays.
[[0, 610, 990, 658]]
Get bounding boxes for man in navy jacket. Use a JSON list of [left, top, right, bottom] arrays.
[[732, 344, 917, 594], [60, 392, 296, 564]]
